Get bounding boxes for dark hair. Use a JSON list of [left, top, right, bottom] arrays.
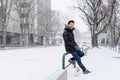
[[68, 20, 74, 24]]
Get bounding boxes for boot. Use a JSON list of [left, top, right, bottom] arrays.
[[83, 70, 91, 74]]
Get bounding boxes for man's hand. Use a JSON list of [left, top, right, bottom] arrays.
[[74, 46, 81, 51]]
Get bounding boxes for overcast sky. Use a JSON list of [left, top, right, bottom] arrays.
[[51, 0, 72, 13], [51, 0, 89, 32]]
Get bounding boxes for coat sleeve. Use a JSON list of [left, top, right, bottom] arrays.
[[63, 32, 77, 48]]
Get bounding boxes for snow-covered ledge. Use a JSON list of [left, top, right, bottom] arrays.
[[47, 70, 67, 80]]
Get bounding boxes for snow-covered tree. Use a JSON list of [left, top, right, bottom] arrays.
[[109, 0, 120, 47], [14, 0, 36, 46], [75, 0, 116, 47]]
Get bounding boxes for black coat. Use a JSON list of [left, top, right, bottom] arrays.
[[63, 27, 78, 53]]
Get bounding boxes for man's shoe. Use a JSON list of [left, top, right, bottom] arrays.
[[83, 70, 91, 74], [68, 58, 75, 65]]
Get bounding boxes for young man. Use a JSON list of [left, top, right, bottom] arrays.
[[62, 20, 91, 74]]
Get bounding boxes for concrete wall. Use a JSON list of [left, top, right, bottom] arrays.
[[57, 70, 67, 80], [48, 70, 67, 80]]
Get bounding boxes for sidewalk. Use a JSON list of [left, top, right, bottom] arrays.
[[67, 47, 120, 80], [0, 45, 60, 50], [0, 46, 64, 80]]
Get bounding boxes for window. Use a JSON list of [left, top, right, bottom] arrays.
[[101, 38, 105, 44], [106, 38, 109, 44]]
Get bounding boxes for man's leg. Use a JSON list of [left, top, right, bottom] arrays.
[[77, 50, 85, 58], [71, 51, 86, 72], [70, 50, 84, 61]]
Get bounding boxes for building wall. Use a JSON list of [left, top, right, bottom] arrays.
[[0, 0, 53, 46], [98, 33, 109, 46], [36, 0, 51, 45], [0, 1, 21, 45], [0, 6, 3, 44], [0, 0, 37, 45], [37, 0, 51, 36], [50, 10, 65, 45], [0, 6, 3, 32], [7, 10, 20, 33]]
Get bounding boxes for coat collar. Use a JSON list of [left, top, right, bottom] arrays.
[[65, 28, 75, 32]]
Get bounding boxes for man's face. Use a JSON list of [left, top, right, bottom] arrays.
[[68, 22, 74, 29]]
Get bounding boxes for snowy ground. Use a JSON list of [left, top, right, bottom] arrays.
[[0, 46, 120, 80], [68, 47, 120, 80], [0, 46, 65, 80]]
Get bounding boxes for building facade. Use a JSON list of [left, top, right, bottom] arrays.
[[0, 2, 21, 46], [36, 0, 51, 45], [50, 10, 65, 45], [0, 0, 52, 46], [0, 6, 3, 44]]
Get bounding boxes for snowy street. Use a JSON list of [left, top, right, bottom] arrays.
[[0, 46, 65, 80], [0, 46, 120, 80]]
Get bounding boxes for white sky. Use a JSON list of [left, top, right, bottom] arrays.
[[51, 0, 89, 32], [51, 0, 71, 13]]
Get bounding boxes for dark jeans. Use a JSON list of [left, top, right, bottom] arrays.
[[71, 50, 86, 72]]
